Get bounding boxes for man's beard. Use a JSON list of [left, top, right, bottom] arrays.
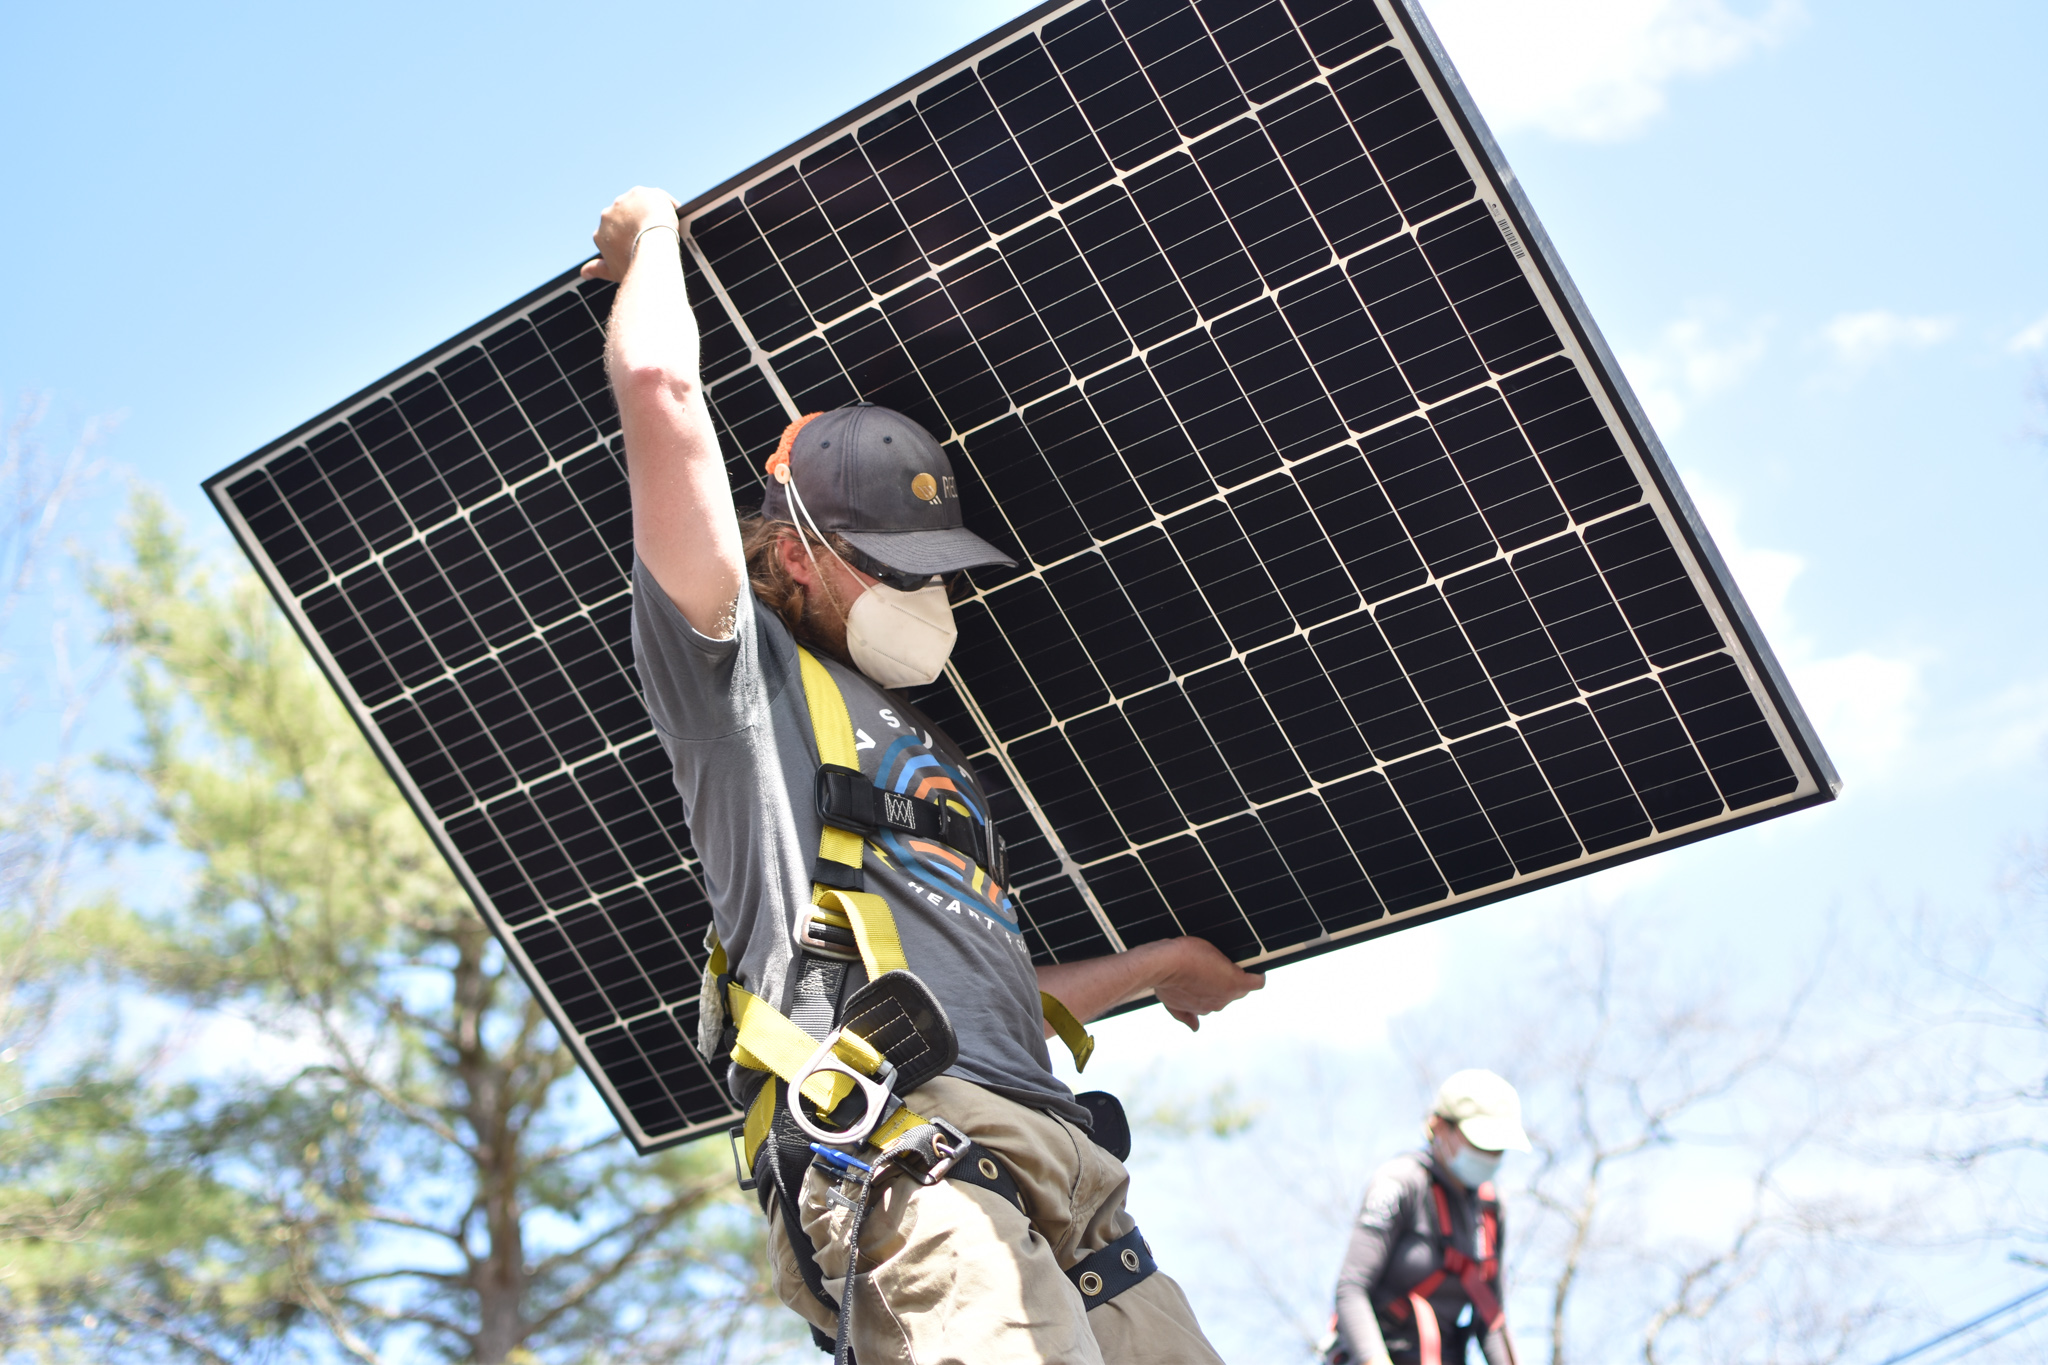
[[797, 575, 853, 664]]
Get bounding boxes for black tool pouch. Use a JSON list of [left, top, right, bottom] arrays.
[[798, 970, 959, 1138], [1074, 1089, 1132, 1161]]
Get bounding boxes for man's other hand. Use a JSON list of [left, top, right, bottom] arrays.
[[1152, 936, 1264, 1031], [581, 187, 681, 284], [1036, 936, 1264, 1037]]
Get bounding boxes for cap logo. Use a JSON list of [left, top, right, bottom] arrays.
[[911, 472, 939, 503]]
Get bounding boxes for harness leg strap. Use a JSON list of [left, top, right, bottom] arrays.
[[1065, 1225, 1158, 1307], [937, 1139, 1027, 1214]]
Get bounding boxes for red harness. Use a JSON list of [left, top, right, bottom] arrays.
[[1385, 1180, 1505, 1365]]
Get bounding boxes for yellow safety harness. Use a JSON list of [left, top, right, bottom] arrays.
[[716, 645, 1094, 1170]]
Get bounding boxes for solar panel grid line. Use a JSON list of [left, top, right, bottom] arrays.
[[923, 484, 1591, 797], [700, 0, 1777, 916], [226, 402, 587, 705], [674, 6, 1318, 935], [869, 386, 1548, 617], [207, 454, 710, 1151], [1373, 16, 1827, 809], [305, 476, 620, 731], [1007, 682, 1283, 954], [1013, 654, 1678, 877], [1499, 351, 1822, 797], [317, 503, 606, 721], [207, 0, 1835, 1149], [1381, 0, 1834, 795], [244, 307, 620, 608], [685, 8, 1451, 450], [678, 233, 805, 426], [940, 659, 1131, 953], [988, 675, 1442, 912], [1094, 17, 1317, 300], [949, 562, 1376, 807], [720, 145, 1474, 485], [685, 167, 1154, 956], [913, 53, 1744, 929], [282, 292, 739, 1139]]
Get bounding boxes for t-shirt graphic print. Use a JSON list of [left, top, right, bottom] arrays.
[[629, 555, 1083, 1124], [861, 704, 1024, 960]]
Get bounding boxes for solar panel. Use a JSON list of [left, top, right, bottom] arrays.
[[206, 0, 1838, 1150]]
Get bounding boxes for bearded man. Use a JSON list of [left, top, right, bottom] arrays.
[[585, 186, 1263, 1365]]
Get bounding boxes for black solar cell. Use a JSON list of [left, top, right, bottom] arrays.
[[207, 0, 1833, 1149]]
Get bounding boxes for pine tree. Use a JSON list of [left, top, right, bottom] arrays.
[[44, 494, 780, 1364]]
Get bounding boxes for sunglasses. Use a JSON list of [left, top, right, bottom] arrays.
[[842, 542, 953, 595]]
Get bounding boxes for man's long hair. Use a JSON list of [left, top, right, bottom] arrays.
[[739, 512, 854, 653]]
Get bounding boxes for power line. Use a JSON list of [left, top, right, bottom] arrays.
[[1913, 1302, 2048, 1365], [1875, 1281, 2048, 1365]]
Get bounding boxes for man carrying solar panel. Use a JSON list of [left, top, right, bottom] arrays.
[[585, 187, 1262, 1363]]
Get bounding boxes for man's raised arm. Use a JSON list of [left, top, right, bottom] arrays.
[[582, 187, 745, 638]]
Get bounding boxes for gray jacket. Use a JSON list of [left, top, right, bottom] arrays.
[[1332, 1151, 1516, 1365]]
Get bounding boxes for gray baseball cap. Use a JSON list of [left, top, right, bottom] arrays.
[[759, 403, 1016, 576]]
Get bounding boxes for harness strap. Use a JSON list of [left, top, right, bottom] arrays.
[[1066, 1225, 1157, 1307], [793, 646, 1093, 1070], [1388, 1181, 1505, 1365], [797, 648, 867, 882], [758, 1097, 834, 1311], [1430, 1182, 1505, 1329], [1041, 991, 1097, 1073], [731, 979, 932, 1163], [704, 643, 1120, 1360], [939, 1136, 1027, 1213], [730, 983, 876, 1109], [817, 763, 1009, 887]]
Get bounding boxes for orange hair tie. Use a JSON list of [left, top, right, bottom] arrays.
[[764, 412, 824, 485]]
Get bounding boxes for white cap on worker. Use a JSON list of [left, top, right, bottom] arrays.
[[1433, 1069, 1531, 1153]]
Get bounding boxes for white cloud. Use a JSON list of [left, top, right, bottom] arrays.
[[1819, 309, 1956, 368], [1421, 0, 1802, 140], [1951, 676, 2048, 776], [1686, 479, 1921, 782], [1788, 651, 1920, 778], [2007, 313, 2048, 353], [1619, 309, 1770, 432]]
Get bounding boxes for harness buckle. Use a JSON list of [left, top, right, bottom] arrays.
[[726, 1125, 759, 1192], [815, 763, 879, 835], [787, 1028, 901, 1147], [794, 906, 861, 962], [921, 1117, 972, 1183]]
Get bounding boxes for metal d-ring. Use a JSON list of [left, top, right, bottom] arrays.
[[787, 1029, 898, 1146]]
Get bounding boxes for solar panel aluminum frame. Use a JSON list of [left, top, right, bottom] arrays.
[[1395, 0, 1837, 780], [1366, 0, 1839, 839], [205, 0, 1839, 1152]]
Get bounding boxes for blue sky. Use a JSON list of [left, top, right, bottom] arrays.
[[6, 0, 2048, 1359]]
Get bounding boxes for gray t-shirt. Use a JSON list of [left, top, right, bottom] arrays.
[[630, 556, 1085, 1126]]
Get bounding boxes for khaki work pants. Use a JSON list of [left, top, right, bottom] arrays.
[[766, 1075, 1225, 1365]]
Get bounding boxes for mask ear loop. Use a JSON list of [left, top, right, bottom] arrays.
[[775, 461, 858, 619]]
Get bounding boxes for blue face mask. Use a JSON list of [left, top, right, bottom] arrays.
[[1444, 1144, 1502, 1190]]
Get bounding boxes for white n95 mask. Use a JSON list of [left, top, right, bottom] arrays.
[[845, 581, 957, 689], [1445, 1145, 1503, 1190]]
